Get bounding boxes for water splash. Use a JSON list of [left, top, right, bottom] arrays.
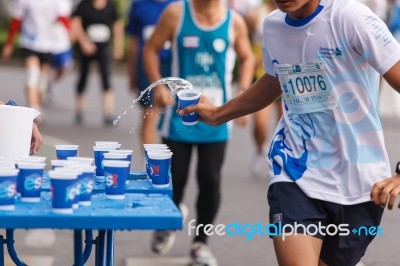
[[113, 77, 192, 126]]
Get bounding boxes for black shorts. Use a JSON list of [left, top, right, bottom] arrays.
[[21, 48, 53, 65], [267, 182, 384, 266]]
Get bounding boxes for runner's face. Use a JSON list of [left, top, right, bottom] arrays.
[[273, 0, 320, 19]]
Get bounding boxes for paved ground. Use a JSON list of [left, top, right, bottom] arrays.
[[1, 64, 400, 266]]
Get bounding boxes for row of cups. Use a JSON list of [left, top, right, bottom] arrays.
[[144, 144, 173, 188]]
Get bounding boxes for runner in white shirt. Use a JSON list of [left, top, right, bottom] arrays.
[[179, 0, 400, 265], [2, 0, 71, 123]]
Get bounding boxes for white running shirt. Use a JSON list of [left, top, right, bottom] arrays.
[[262, 0, 400, 204], [11, 0, 67, 53]]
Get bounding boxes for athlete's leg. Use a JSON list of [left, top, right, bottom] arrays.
[[75, 52, 90, 123], [195, 141, 227, 243], [141, 107, 160, 144], [273, 235, 323, 266], [25, 56, 41, 110]]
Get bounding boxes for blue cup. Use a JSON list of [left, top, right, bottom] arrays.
[[49, 170, 78, 214], [55, 145, 79, 160], [17, 162, 45, 202], [177, 89, 201, 125], [55, 168, 83, 209], [103, 160, 130, 199], [147, 151, 173, 188], [143, 146, 170, 180], [77, 166, 96, 206], [67, 157, 94, 165], [93, 146, 118, 178], [0, 169, 19, 210]]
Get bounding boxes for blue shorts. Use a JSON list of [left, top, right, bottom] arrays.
[[267, 182, 384, 266], [51, 49, 73, 69], [136, 57, 171, 108]]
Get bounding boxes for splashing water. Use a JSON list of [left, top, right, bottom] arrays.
[[113, 77, 193, 126]]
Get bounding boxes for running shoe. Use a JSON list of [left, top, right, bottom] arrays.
[[190, 242, 218, 266], [151, 230, 176, 255]]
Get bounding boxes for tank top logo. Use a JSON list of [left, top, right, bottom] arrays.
[[213, 38, 226, 53], [195, 52, 214, 72]]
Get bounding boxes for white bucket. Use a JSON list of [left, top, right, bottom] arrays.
[[0, 105, 40, 161]]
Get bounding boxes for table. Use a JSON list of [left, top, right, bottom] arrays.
[[41, 172, 173, 198], [0, 193, 182, 266]]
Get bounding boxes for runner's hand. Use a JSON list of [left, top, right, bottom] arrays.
[[30, 123, 43, 155], [178, 96, 219, 126], [371, 175, 400, 210]]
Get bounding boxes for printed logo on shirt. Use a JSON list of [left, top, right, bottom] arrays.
[[183, 36, 200, 48], [195, 52, 214, 72], [213, 38, 226, 53], [318, 47, 342, 59]]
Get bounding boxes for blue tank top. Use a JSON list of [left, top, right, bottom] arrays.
[[159, 0, 236, 143]]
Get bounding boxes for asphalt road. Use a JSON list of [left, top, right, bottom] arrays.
[[1, 64, 400, 266]]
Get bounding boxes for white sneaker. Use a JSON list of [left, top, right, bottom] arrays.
[[250, 153, 268, 178], [190, 242, 218, 266], [151, 230, 176, 255]]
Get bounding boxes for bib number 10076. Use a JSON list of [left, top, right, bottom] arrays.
[[275, 62, 336, 114], [287, 75, 326, 95]]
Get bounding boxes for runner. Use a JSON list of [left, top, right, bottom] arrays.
[[179, 0, 400, 265], [143, 0, 254, 265]]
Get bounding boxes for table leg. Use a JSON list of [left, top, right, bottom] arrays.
[[95, 230, 106, 266], [6, 229, 27, 266], [74, 230, 83, 266], [105, 230, 115, 266], [82, 230, 94, 265], [0, 235, 4, 266]]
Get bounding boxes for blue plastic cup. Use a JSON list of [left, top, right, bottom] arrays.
[[49, 170, 78, 214], [51, 160, 79, 170], [103, 160, 130, 200], [95, 141, 119, 146], [17, 162, 45, 202], [15, 155, 46, 163], [147, 151, 173, 188], [0, 169, 19, 210], [177, 89, 201, 125], [143, 146, 170, 179], [55, 168, 83, 209], [75, 165, 96, 206], [55, 145, 79, 160], [93, 146, 119, 178]]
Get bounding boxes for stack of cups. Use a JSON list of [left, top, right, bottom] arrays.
[[0, 167, 19, 210], [93, 141, 121, 180], [51, 159, 79, 170], [143, 144, 173, 188], [48, 170, 78, 214], [103, 160, 130, 199], [15, 156, 46, 202], [55, 145, 79, 160], [65, 164, 96, 206]]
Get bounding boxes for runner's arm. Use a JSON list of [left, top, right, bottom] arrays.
[[179, 73, 282, 126], [383, 60, 400, 94]]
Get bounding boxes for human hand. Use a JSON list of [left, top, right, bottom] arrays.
[[30, 123, 43, 155], [371, 174, 400, 210], [81, 40, 96, 56], [2, 43, 13, 60], [178, 96, 219, 126]]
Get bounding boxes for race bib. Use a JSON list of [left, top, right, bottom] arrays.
[[87, 24, 110, 43], [200, 87, 223, 107], [275, 62, 337, 114]]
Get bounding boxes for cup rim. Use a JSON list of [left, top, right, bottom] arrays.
[[0, 169, 19, 176], [48, 170, 78, 179], [103, 153, 128, 159], [55, 144, 79, 150], [16, 162, 46, 169], [15, 156, 47, 162], [177, 89, 201, 100], [93, 146, 119, 151], [95, 141, 119, 145], [102, 160, 130, 167], [67, 157, 94, 163], [108, 149, 133, 154], [147, 152, 173, 159]]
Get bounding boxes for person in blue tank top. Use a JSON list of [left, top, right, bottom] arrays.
[[126, 0, 176, 147], [144, 0, 255, 265]]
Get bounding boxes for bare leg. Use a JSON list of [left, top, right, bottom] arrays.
[[103, 90, 114, 116], [141, 107, 160, 144], [273, 234, 323, 266], [25, 56, 41, 109]]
